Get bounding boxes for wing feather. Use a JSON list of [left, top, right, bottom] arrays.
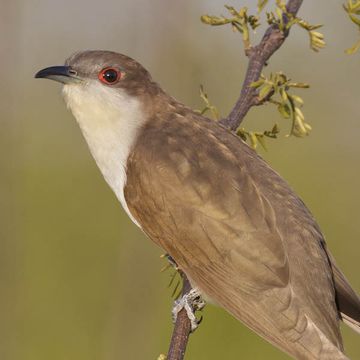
[[125, 111, 347, 359]]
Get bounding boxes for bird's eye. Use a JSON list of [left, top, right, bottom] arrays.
[[98, 67, 122, 84]]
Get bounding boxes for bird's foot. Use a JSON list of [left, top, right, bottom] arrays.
[[172, 288, 206, 332]]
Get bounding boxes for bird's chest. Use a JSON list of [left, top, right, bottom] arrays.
[[79, 114, 141, 226], [63, 83, 145, 226]]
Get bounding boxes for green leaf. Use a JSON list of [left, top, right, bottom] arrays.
[[277, 103, 291, 118], [291, 108, 311, 137], [249, 132, 258, 149], [288, 82, 310, 88], [279, 88, 288, 102], [200, 15, 232, 26], [344, 1, 360, 54], [198, 85, 220, 120], [237, 129, 248, 142], [250, 78, 265, 88], [259, 83, 273, 100], [255, 133, 267, 150], [289, 94, 304, 106], [346, 39, 360, 54], [349, 13, 360, 26], [271, 125, 280, 138], [257, 0, 269, 13], [225, 5, 240, 17]]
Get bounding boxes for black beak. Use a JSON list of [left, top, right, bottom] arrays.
[[35, 66, 80, 84]]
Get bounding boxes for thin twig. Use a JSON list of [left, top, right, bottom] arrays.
[[220, 0, 304, 131], [166, 1, 304, 359], [167, 271, 193, 360]]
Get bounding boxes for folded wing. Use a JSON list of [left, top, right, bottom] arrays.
[[125, 111, 348, 359]]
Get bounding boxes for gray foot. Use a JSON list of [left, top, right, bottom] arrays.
[[172, 288, 206, 332]]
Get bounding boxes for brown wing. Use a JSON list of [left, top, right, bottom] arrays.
[[328, 253, 360, 333], [125, 109, 347, 359]]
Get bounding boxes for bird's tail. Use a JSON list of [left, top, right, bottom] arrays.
[[330, 257, 360, 335]]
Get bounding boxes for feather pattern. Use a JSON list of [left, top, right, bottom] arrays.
[[56, 50, 358, 360], [125, 104, 351, 359]]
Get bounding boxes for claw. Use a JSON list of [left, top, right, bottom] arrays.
[[172, 288, 206, 332]]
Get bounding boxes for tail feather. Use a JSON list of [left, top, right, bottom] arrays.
[[342, 313, 360, 335], [331, 258, 360, 334]]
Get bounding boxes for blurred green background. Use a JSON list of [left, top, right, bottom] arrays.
[[1, 0, 359, 359]]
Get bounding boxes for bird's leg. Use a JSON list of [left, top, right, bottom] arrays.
[[172, 287, 206, 332], [162, 253, 206, 331]]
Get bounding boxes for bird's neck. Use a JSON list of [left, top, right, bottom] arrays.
[[62, 81, 147, 225]]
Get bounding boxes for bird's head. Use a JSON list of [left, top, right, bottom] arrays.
[[35, 51, 169, 221], [35, 50, 162, 142], [35, 50, 154, 94], [36, 50, 163, 123]]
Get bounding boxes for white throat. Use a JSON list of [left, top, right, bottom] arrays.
[[62, 81, 145, 226]]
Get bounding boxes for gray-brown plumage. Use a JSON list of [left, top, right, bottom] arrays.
[[125, 100, 359, 359], [35, 50, 360, 360]]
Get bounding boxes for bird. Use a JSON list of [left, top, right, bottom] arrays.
[[35, 50, 360, 359]]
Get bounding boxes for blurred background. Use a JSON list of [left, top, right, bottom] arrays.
[[1, 0, 359, 359]]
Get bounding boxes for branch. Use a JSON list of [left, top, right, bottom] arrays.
[[167, 271, 193, 360], [166, 1, 304, 359], [220, 0, 304, 131]]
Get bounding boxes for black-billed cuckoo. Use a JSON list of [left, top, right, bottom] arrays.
[[35, 50, 360, 360]]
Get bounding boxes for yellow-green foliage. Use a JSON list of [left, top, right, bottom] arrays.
[[201, 6, 260, 50], [251, 72, 311, 138], [200, 2, 319, 149], [344, 0, 360, 53]]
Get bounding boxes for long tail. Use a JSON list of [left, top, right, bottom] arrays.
[[331, 258, 360, 334]]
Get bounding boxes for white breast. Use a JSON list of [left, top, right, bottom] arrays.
[[62, 81, 145, 227]]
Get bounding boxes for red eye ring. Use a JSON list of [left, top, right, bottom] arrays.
[[98, 67, 122, 84]]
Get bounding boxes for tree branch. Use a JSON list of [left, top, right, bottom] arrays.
[[167, 271, 193, 360], [166, 1, 304, 359], [220, 0, 304, 131]]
